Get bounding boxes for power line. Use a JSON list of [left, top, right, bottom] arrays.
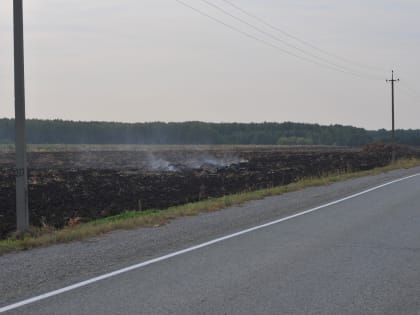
[[175, 0, 383, 80], [221, 0, 389, 74], [198, 0, 383, 80]]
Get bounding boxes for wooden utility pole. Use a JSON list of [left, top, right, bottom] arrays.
[[386, 70, 399, 164], [14, 0, 29, 231]]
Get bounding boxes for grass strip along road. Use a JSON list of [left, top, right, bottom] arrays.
[[1, 167, 420, 313], [1, 159, 420, 255]]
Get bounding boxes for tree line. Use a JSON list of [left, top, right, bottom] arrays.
[[0, 118, 419, 146]]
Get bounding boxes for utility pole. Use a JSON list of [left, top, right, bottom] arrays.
[[14, 0, 29, 231], [386, 70, 399, 164]]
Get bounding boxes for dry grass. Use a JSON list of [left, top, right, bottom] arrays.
[[1, 158, 419, 256], [0, 144, 348, 153]]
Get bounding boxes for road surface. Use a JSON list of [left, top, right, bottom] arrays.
[[1, 170, 420, 314]]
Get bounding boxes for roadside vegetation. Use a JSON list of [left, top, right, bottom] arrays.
[[1, 158, 420, 255]]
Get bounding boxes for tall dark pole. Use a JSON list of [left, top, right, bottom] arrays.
[[14, 0, 29, 231], [386, 70, 399, 164]]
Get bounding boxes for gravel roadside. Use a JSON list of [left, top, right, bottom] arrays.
[[1, 166, 420, 307]]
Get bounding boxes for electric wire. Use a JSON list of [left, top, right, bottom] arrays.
[[221, 0, 389, 74], [198, 0, 383, 80], [175, 0, 383, 81]]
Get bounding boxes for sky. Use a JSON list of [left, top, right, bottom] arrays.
[[0, 0, 419, 130]]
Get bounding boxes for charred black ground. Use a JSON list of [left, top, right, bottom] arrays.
[[1, 144, 419, 238]]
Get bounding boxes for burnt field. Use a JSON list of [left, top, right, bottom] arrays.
[[1, 145, 419, 238]]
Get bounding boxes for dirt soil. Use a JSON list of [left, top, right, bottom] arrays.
[[1, 145, 419, 238]]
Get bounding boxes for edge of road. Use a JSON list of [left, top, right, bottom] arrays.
[[1, 166, 420, 312]]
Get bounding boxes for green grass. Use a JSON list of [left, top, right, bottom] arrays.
[[1, 158, 420, 255]]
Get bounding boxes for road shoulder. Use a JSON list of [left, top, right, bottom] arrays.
[[1, 166, 420, 306]]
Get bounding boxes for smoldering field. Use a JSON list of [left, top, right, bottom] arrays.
[[1, 145, 419, 238]]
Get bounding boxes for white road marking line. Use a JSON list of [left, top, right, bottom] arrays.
[[1, 173, 419, 313]]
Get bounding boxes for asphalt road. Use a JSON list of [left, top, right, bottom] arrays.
[[2, 171, 420, 314]]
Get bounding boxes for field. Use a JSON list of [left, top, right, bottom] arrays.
[[1, 144, 419, 238]]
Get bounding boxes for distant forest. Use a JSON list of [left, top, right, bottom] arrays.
[[1, 118, 420, 147]]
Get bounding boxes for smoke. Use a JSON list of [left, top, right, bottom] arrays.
[[189, 156, 247, 168], [148, 158, 178, 172], [145, 152, 248, 172]]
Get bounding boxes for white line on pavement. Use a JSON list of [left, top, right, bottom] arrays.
[[1, 172, 419, 313]]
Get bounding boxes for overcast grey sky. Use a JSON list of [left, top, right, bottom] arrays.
[[1, 0, 419, 129]]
